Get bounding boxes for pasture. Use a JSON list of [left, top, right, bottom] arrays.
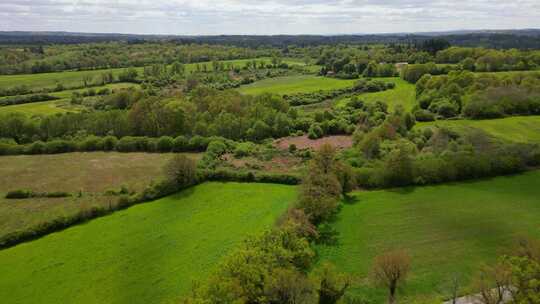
[[316, 171, 540, 302], [0, 82, 140, 116], [237, 75, 357, 95], [0, 182, 296, 304], [337, 77, 416, 111], [0, 152, 181, 239], [417, 116, 540, 144]]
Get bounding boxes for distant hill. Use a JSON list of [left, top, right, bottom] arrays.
[[1, 29, 540, 49]]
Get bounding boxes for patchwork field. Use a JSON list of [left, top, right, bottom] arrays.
[[0, 82, 140, 116], [0, 152, 183, 239], [237, 75, 357, 95], [316, 171, 540, 302], [0, 182, 296, 304], [0, 58, 311, 92], [417, 116, 540, 143], [337, 77, 416, 111]]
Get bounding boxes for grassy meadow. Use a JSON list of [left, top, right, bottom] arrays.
[[0, 152, 185, 239], [0, 182, 296, 304], [337, 77, 416, 111], [0, 58, 312, 92], [237, 75, 357, 95], [417, 116, 540, 144], [316, 171, 540, 302], [0, 82, 140, 116]]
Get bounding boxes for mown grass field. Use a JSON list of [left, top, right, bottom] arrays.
[[0, 152, 186, 239], [0, 182, 296, 304], [316, 171, 540, 302], [0, 58, 312, 92], [337, 77, 416, 111], [237, 75, 357, 95], [417, 116, 540, 144]]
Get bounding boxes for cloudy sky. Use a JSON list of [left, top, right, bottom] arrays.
[[1, 0, 539, 35]]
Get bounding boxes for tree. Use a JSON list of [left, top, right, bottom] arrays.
[[163, 155, 197, 189], [265, 268, 316, 304], [372, 249, 411, 304], [316, 263, 351, 304], [470, 262, 511, 304]]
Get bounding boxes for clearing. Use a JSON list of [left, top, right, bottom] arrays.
[[0, 182, 296, 304], [316, 170, 540, 302], [237, 75, 357, 95], [416, 116, 540, 144], [337, 77, 416, 111]]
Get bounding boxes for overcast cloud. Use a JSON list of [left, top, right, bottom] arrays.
[[0, 0, 539, 35]]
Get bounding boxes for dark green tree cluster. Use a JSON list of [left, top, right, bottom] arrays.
[[415, 70, 540, 119]]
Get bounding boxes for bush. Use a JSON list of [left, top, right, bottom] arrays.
[[102, 136, 118, 151], [308, 124, 324, 139], [156, 136, 174, 152], [163, 155, 198, 189], [26, 141, 46, 154], [78, 136, 104, 151], [172, 136, 189, 152], [414, 109, 436, 122], [45, 140, 76, 154], [234, 142, 255, 158], [5, 189, 33, 199]]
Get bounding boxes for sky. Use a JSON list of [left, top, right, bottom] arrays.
[[1, 0, 539, 35]]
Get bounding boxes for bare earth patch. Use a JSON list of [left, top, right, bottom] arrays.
[[274, 135, 353, 150]]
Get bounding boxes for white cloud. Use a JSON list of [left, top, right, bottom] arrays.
[[0, 0, 538, 35]]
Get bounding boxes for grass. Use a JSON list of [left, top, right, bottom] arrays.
[[237, 75, 357, 95], [0, 58, 312, 92], [0, 82, 140, 116], [336, 77, 416, 111], [316, 171, 540, 302], [416, 116, 540, 144], [0, 152, 189, 239], [0, 182, 296, 304]]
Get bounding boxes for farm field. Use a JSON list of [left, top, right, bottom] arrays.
[[0, 152, 185, 239], [0, 57, 312, 92], [337, 77, 416, 111], [316, 170, 540, 302], [237, 75, 357, 95], [417, 116, 540, 143], [0, 182, 296, 304]]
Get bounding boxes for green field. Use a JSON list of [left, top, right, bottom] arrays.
[[417, 116, 540, 144], [0, 83, 140, 116], [237, 75, 357, 95], [0, 182, 296, 304], [337, 77, 416, 111], [316, 171, 540, 302], [0, 58, 311, 92]]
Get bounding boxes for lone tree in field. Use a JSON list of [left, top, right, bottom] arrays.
[[164, 155, 197, 189], [372, 249, 411, 304]]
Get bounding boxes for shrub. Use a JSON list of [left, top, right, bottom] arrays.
[[156, 136, 174, 152], [414, 109, 436, 122], [163, 155, 198, 189], [172, 136, 189, 152], [233, 142, 254, 158], [45, 140, 76, 154], [115, 136, 138, 152], [102, 136, 118, 151], [78, 136, 103, 151], [5, 189, 33, 199], [308, 124, 324, 139], [26, 141, 46, 154]]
